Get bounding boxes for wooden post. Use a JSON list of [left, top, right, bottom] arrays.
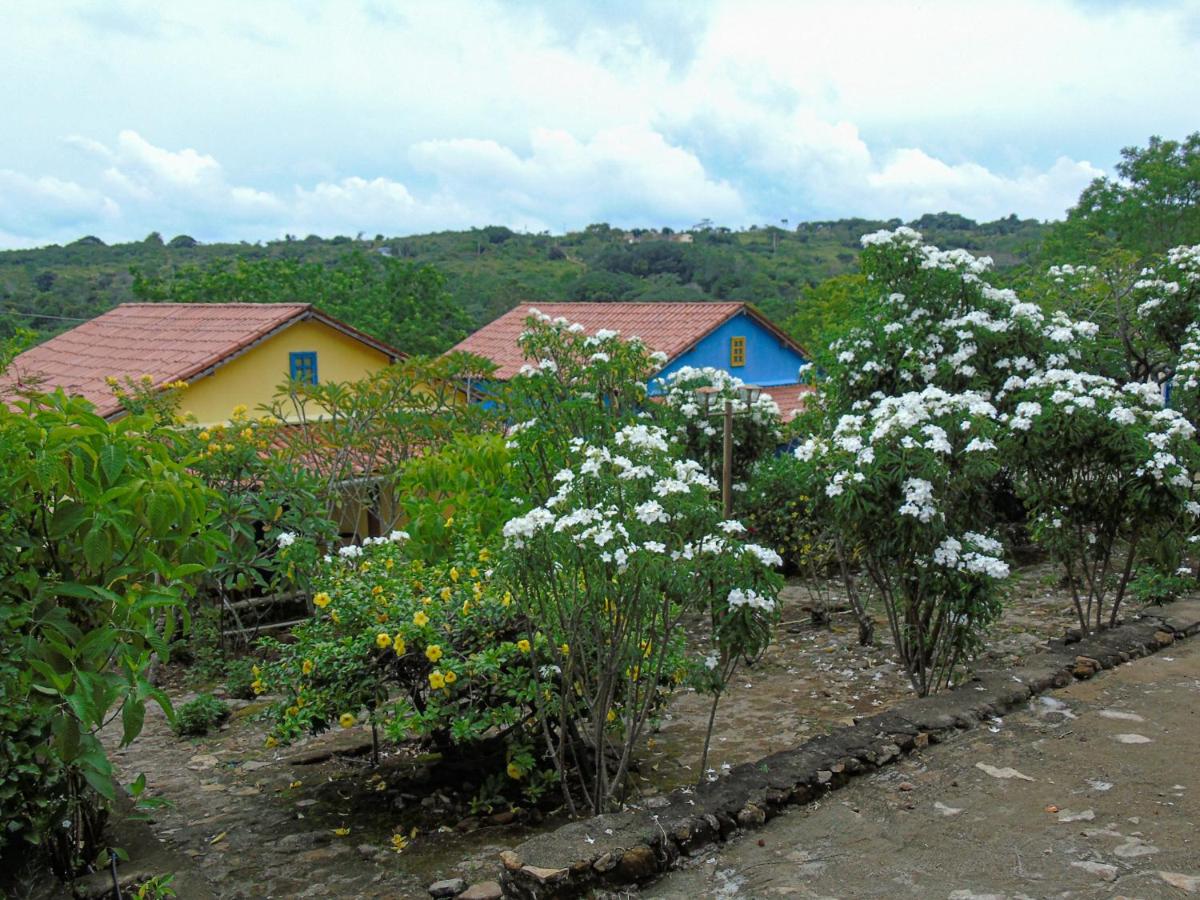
[[722, 399, 733, 519]]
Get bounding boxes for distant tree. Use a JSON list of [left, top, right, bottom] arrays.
[[131, 252, 470, 355], [167, 234, 198, 248], [1045, 133, 1200, 262], [143, 231, 164, 246], [33, 271, 56, 293]]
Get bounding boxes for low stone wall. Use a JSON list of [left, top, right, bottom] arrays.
[[497, 604, 1200, 899]]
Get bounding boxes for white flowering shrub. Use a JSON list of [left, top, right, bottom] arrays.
[[498, 422, 782, 813], [795, 387, 1007, 694], [828, 227, 1095, 413], [655, 365, 783, 482], [501, 310, 659, 502], [1001, 368, 1199, 630]]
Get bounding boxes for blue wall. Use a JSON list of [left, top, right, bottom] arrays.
[[651, 311, 806, 392]]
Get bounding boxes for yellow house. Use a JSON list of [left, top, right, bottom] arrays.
[[1, 302, 402, 425]]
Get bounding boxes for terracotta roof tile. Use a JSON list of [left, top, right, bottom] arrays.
[[2, 303, 314, 417], [761, 383, 816, 423], [450, 302, 751, 380]]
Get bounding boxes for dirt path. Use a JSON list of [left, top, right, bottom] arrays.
[[646, 623, 1200, 898]]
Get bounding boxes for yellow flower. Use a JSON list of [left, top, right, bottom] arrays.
[[313, 592, 331, 609], [413, 610, 429, 627], [251, 679, 264, 695], [375, 632, 392, 649], [507, 761, 523, 780], [450, 567, 459, 583], [296, 696, 306, 708], [445, 515, 454, 527], [502, 591, 513, 607], [428, 671, 445, 689], [339, 712, 356, 729], [384, 558, 394, 571], [606, 708, 617, 723], [289, 780, 301, 789], [264, 735, 278, 748], [469, 567, 479, 579], [333, 826, 350, 837], [421, 596, 432, 606], [104, 375, 118, 387], [439, 586, 452, 602], [330, 610, 341, 624], [302, 659, 314, 675], [425, 644, 443, 663], [393, 636, 406, 655], [443, 670, 457, 685], [286, 705, 299, 717], [198, 430, 211, 442], [560, 643, 569, 655], [472, 582, 483, 600], [516, 639, 531, 654], [252, 664, 261, 677], [232, 403, 248, 417], [375, 612, 389, 624], [372, 585, 384, 596], [391, 834, 409, 853], [240, 428, 254, 440], [461, 601, 471, 616], [478, 549, 490, 562], [208, 442, 221, 454]]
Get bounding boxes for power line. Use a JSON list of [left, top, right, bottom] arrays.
[[3, 311, 92, 322]]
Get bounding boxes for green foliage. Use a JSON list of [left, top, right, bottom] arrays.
[[0, 216, 1045, 347], [172, 694, 231, 737], [130, 252, 471, 355], [782, 273, 870, 355], [0, 391, 218, 870], [1126, 563, 1196, 607], [1045, 133, 1200, 263], [223, 658, 258, 701], [259, 535, 548, 807]]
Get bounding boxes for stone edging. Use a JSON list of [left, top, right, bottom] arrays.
[[495, 603, 1200, 899]]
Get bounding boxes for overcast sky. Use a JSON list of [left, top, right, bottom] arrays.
[[1, 0, 1197, 248]]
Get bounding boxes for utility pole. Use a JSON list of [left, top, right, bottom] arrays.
[[722, 399, 733, 518]]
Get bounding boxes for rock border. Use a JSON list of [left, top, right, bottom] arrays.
[[495, 603, 1200, 899]]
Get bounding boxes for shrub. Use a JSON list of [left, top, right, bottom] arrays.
[[499, 422, 782, 812], [223, 659, 258, 701], [173, 694, 231, 737], [0, 391, 218, 874], [259, 532, 555, 805]]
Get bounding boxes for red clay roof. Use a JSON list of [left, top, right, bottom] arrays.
[[762, 383, 816, 423], [450, 302, 780, 380], [1, 303, 401, 418]]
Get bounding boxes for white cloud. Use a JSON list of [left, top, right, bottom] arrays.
[[0, 0, 1196, 246]]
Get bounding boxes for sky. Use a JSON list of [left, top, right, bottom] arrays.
[[0, 0, 1197, 248]]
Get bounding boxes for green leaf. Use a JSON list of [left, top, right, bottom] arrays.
[[82, 523, 113, 571], [99, 444, 128, 483], [121, 698, 146, 746]]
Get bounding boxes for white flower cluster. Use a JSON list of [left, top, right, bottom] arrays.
[[931, 532, 1010, 579], [726, 587, 776, 612], [657, 366, 782, 428], [276, 531, 296, 548], [899, 478, 938, 523]]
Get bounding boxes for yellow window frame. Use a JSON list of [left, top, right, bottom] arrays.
[[730, 336, 746, 367]]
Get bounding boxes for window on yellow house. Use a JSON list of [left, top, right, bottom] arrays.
[[289, 351, 318, 384], [730, 336, 746, 367]]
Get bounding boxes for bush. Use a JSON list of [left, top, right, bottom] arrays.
[[0, 391, 218, 873], [1127, 564, 1197, 606], [260, 532, 555, 805], [173, 694, 231, 737], [223, 659, 258, 701]]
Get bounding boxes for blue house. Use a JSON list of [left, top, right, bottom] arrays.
[[450, 302, 812, 419]]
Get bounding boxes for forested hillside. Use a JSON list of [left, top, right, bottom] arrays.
[[0, 212, 1045, 353]]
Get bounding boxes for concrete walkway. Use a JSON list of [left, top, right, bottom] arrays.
[[646, 628, 1200, 899]]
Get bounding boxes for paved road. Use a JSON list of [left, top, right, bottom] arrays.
[[646, 633, 1200, 899]]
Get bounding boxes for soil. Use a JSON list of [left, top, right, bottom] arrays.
[[82, 561, 1094, 897]]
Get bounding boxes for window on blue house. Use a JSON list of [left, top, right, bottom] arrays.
[[289, 351, 318, 384], [730, 336, 746, 367]]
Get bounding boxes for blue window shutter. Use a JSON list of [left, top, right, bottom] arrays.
[[289, 351, 318, 385]]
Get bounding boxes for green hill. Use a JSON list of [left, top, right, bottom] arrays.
[[0, 213, 1047, 349]]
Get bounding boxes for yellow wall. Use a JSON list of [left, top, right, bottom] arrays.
[[180, 319, 392, 425]]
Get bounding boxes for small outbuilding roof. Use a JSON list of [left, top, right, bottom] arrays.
[[1, 302, 402, 418], [449, 301, 807, 381]]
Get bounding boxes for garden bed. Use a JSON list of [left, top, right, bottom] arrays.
[[82, 561, 1094, 898]]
